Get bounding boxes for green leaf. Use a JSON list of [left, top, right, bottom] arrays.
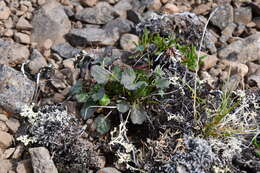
[[75, 92, 89, 103], [94, 115, 111, 135], [116, 101, 129, 113], [91, 87, 105, 101], [121, 68, 136, 90], [155, 79, 170, 89], [70, 81, 83, 95], [91, 65, 110, 84], [99, 94, 110, 106], [80, 102, 96, 120], [130, 104, 147, 124], [255, 149, 260, 157]]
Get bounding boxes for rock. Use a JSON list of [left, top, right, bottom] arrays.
[[161, 3, 180, 14], [218, 32, 260, 63], [0, 40, 30, 67], [234, 23, 246, 36], [253, 17, 260, 30], [127, 10, 143, 24], [14, 32, 31, 44], [192, 3, 212, 15], [12, 145, 25, 159], [80, 0, 98, 7], [210, 4, 233, 30], [0, 131, 13, 149], [28, 49, 48, 74], [246, 62, 260, 75], [31, 0, 71, 47], [66, 28, 119, 47], [114, 0, 132, 18], [220, 60, 249, 77], [29, 147, 58, 173], [234, 7, 252, 25], [0, 121, 8, 132], [43, 39, 53, 50], [4, 29, 14, 37], [5, 118, 20, 133], [37, 0, 46, 6], [250, 2, 260, 16], [201, 71, 216, 87], [0, 114, 8, 122], [120, 33, 139, 51], [16, 160, 33, 173], [62, 59, 75, 70], [16, 17, 32, 30], [200, 52, 218, 70], [51, 42, 80, 59], [0, 160, 13, 173], [104, 18, 134, 35], [222, 74, 241, 92], [248, 70, 260, 87], [219, 22, 237, 43], [97, 167, 121, 173], [75, 2, 117, 24], [0, 1, 11, 20], [0, 64, 35, 113], [148, 0, 162, 11], [3, 148, 15, 159]]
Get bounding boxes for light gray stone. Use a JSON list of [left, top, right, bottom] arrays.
[[210, 4, 233, 30]]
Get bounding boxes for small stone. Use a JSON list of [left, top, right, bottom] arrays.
[[0, 1, 11, 20], [219, 22, 237, 43], [248, 72, 260, 88], [12, 145, 25, 159], [210, 4, 233, 30], [16, 160, 33, 173], [4, 29, 14, 37], [80, 0, 98, 7], [209, 67, 222, 77], [0, 131, 13, 149], [28, 49, 48, 74], [234, 23, 246, 36], [29, 147, 58, 173], [14, 32, 31, 44], [51, 42, 80, 59], [16, 17, 32, 30], [0, 160, 13, 173], [200, 52, 218, 70], [97, 167, 121, 173], [246, 62, 260, 75], [148, 0, 162, 11], [161, 3, 180, 14], [127, 10, 143, 24], [63, 59, 74, 70], [0, 114, 8, 122], [37, 0, 46, 6], [114, 0, 132, 18], [3, 148, 15, 159], [192, 3, 212, 15], [0, 121, 8, 132], [234, 7, 252, 25], [253, 17, 260, 30], [120, 33, 139, 51], [43, 39, 53, 50], [6, 118, 20, 133], [104, 18, 134, 35], [250, 2, 260, 16], [200, 71, 216, 87]]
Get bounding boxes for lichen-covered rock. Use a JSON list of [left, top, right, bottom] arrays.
[[0, 64, 35, 113]]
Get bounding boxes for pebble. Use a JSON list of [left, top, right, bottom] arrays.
[[0, 131, 13, 149], [161, 3, 180, 14], [80, 0, 98, 7], [51, 42, 80, 59], [97, 167, 121, 173], [114, 0, 132, 18], [16, 160, 33, 173], [28, 49, 48, 74], [0, 160, 13, 173], [3, 147, 15, 159], [234, 7, 252, 25], [148, 0, 162, 11], [200, 52, 218, 70], [5, 118, 20, 133], [0, 1, 11, 20], [120, 33, 139, 51], [210, 4, 233, 30], [12, 145, 25, 159], [14, 32, 31, 44], [253, 17, 260, 30], [0, 121, 9, 132], [0, 114, 8, 122], [16, 17, 32, 30]]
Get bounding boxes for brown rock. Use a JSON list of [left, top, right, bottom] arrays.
[[246, 62, 260, 75], [0, 1, 11, 20], [120, 33, 139, 51], [97, 167, 121, 173], [200, 52, 218, 70], [16, 160, 33, 173], [43, 39, 53, 50], [14, 32, 31, 44], [5, 118, 20, 133], [0, 121, 8, 132], [37, 0, 46, 6], [161, 3, 180, 14], [0, 131, 13, 149], [148, 0, 162, 11], [0, 114, 8, 122], [3, 148, 15, 159], [4, 29, 14, 37], [219, 23, 237, 43], [28, 49, 48, 74], [234, 7, 252, 25], [16, 17, 32, 30], [0, 160, 13, 173], [81, 0, 98, 7], [253, 17, 260, 30], [12, 145, 25, 159], [192, 3, 212, 15]]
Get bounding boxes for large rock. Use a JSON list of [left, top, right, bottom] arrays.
[[66, 28, 119, 47], [0, 40, 30, 67], [75, 2, 117, 24], [218, 32, 260, 63], [0, 64, 35, 113], [31, 0, 71, 47], [0, 160, 13, 173], [210, 4, 233, 30], [29, 147, 58, 173], [0, 131, 13, 149]]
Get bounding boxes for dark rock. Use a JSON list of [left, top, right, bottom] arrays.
[[210, 4, 233, 30], [29, 147, 58, 173], [104, 18, 134, 35], [31, 0, 71, 47], [234, 7, 252, 25], [0, 64, 35, 113], [250, 2, 260, 16], [75, 2, 117, 24], [218, 32, 260, 63], [127, 9, 143, 24], [51, 42, 80, 59], [0, 40, 30, 67], [28, 49, 48, 74], [66, 28, 119, 47], [253, 17, 260, 30]]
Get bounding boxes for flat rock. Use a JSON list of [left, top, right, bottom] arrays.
[[31, 0, 71, 47], [66, 28, 119, 47], [104, 18, 134, 35], [218, 32, 260, 63], [28, 49, 48, 74], [0, 160, 13, 173], [210, 4, 233, 30], [0, 40, 30, 67], [0, 131, 13, 149], [3, 147, 15, 159], [75, 2, 117, 24], [0, 64, 35, 113], [5, 118, 20, 133], [234, 7, 252, 25], [29, 147, 58, 173], [51, 42, 80, 59]]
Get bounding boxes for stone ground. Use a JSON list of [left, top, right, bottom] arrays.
[[0, 0, 260, 173]]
